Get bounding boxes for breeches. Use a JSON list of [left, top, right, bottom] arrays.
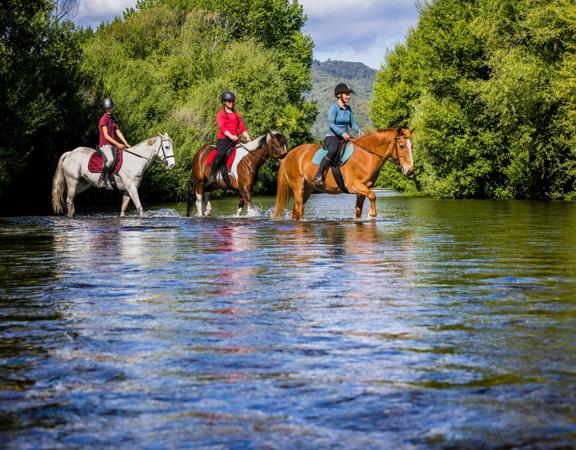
[[100, 145, 117, 168], [324, 136, 344, 161], [213, 138, 234, 168]]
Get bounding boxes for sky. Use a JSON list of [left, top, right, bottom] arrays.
[[74, 0, 420, 69]]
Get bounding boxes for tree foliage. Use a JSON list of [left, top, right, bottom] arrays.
[[83, 0, 315, 200], [372, 0, 576, 199], [0, 0, 88, 206]]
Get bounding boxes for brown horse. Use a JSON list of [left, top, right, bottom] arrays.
[[272, 128, 414, 220], [187, 131, 288, 217]]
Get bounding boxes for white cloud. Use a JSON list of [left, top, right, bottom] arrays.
[[75, 0, 136, 28], [300, 0, 419, 68], [73, 0, 420, 68]]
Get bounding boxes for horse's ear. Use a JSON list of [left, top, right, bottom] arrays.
[[397, 128, 403, 136], [409, 128, 415, 135]]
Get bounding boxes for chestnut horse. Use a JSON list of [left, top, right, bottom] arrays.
[[272, 128, 414, 220], [187, 131, 288, 217]]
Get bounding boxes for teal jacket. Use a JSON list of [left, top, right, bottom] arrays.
[[325, 101, 361, 137]]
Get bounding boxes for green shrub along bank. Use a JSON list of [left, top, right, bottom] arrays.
[[0, 0, 315, 211], [372, 0, 576, 200], [0, 0, 92, 211]]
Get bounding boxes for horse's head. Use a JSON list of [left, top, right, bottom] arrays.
[[158, 133, 176, 170], [267, 131, 288, 160], [393, 128, 414, 176]]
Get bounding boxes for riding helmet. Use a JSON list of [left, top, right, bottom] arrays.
[[103, 98, 114, 109], [220, 91, 236, 102], [334, 83, 354, 97]]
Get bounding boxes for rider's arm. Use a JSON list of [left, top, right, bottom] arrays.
[[349, 109, 361, 134], [116, 129, 130, 148], [328, 103, 347, 137], [237, 114, 249, 141], [102, 125, 123, 148]]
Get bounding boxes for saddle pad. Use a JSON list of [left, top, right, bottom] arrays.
[[206, 147, 236, 170], [88, 149, 123, 174], [312, 143, 355, 166]]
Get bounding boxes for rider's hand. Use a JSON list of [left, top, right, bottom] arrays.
[[118, 144, 125, 149], [342, 133, 351, 141], [126, 144, 131, 148], [231, 135, 239, 141]]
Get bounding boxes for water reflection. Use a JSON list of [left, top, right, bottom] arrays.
[[0, 198, 575, 448]]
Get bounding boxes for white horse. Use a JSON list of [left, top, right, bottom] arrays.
[[52, 133, 175, 217]]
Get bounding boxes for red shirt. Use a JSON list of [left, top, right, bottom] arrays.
[[99, 113, 118, 147], [216, 109, 246, 139]]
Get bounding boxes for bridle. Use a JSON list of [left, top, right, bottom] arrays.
[[351, 133, 410, 168], [157, 136, 175, 165], [234, 134, 279, 162], [123, 136, 175, 165]]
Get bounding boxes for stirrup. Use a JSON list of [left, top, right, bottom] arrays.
[[98, 172, 108, 187]]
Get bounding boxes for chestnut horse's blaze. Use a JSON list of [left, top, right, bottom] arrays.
[[272, 128, 414, 221]]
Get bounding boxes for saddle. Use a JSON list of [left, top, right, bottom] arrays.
[[88, 147, 123, 174], [205, 146, 236, 170], [312, 142, 355, 167]]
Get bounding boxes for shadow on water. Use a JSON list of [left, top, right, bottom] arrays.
[[0, 194, 575, 448]]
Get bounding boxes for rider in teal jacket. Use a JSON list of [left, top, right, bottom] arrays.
[[315, 83, 363, 188]]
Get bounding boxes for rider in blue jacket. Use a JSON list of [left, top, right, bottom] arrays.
[[315, 83, 363, 187]]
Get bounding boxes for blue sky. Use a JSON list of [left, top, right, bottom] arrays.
[[74, 0, 420, 69]]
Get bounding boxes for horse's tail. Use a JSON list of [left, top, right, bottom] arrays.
[[51, 152, 70, 215], [272, 162, 292, 219], [186, 176, 195, 217]]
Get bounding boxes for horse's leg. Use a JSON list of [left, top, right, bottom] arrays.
[[350, 183, 377, 218], [65, 176, 79, 218], [241, 189, 255, 215], [126, 185, 144, 216], [203, 192, 212, 217], [194, 184, 204, 217], [291, 180, 305, 221], [236, 196, 245, 217], [355, 194, 366, 219], [120, 192, 131, 217]]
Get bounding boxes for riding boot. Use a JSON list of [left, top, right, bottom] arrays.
[[220, 166, 232, 190], [314, 156, 332, 188], [209, 163, 220, 184], [98, 166, 109, 187]]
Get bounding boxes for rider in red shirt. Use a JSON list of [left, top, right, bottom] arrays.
[[98, 98, 130, 186], [211, 91, 251, 184]]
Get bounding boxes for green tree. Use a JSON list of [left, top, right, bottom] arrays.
[[0, 0, 88, 206], [372, 0, 576, 199], [82, 3, 315, 200]]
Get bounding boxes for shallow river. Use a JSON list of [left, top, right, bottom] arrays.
[[1, 193, 575, 449]]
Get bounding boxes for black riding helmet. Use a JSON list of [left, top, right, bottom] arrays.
[[334, 83, 354, 97], [220, 91, 236, 103], [103, 98, 114, 109]]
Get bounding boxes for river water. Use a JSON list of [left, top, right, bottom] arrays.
[[1, 193, 575, 449]]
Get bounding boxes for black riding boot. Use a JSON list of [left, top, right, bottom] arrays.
[[98, 165, 109, 187], [220, 166, 232, 189], [314, 156, 332, 188]]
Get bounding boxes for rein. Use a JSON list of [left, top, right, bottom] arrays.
[[351, 134, 409, 168], [235, 136, 269, 162], [123, 136, 174, 164]]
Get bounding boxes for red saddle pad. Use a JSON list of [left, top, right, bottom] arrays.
[[206, 147, 236, 170], [88, 149, 123, 174]]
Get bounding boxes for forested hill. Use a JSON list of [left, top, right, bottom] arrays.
[[308, 60, 376, 139]]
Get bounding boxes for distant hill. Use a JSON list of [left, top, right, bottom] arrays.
[[307, 60, 377, 140]]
